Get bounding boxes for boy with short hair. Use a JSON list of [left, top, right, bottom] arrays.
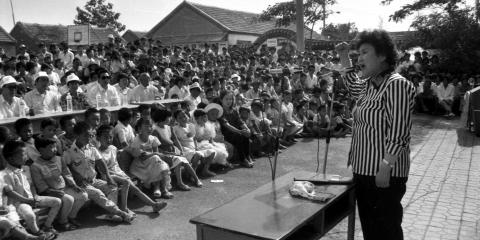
[[63, 122, 134, 223], [30, 137, 88, 231], [1, 140, 60, 238], [38, 118, 63, 156], [58, 115, 77, 153], [99, 108, 112, 126], [13, 118, 39, 162]]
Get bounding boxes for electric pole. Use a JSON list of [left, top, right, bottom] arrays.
[[10, 0, 16, 26], [296, 0, 305, 52]]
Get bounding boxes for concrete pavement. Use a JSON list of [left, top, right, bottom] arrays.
[[57, 115, 479, 240]]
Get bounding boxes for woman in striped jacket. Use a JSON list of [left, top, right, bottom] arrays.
[[336, 30, 416, 240]]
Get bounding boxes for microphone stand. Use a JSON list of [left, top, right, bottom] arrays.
[[295, 73, 352, 184], [271, 93, 283, 181]]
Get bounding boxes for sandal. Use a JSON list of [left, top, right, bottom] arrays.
[[68, 218, 82, 228], [121, 212, 135, 223], [56, 222, 77, 232], [41, 226, 58, 235], [177, 184, 191, 191], [161, 191, 174, 199], [127, 208, 137, 217], [152, 201, 167, 212]]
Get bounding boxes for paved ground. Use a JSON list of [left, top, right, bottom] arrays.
[[57, 115, 479, 240]]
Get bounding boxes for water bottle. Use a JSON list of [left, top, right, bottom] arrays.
[[96, 93, 102, 108], [18, 100, 26, 117], [66, 93, 73, 112]]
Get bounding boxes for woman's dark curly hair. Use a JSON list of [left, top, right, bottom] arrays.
[[356, 30, 398, 71]]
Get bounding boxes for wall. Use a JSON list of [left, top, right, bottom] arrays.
[[0, 43, 16, 56]]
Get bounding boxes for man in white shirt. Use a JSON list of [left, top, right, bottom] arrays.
[[305, 65, 318, 90], [113, 73, 132, 105], [58, 42, 75, 70], [436, 78, 455, 117], [245, 81, 262, 100], [24, 72, 60, 114], [37, 43, 53, 64], [130, 73, 161, 102], [86, 68, 120, 107], [0, 76, 29, 118]]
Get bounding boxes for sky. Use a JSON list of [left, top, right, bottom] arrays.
[[0, 0, 475, 33]]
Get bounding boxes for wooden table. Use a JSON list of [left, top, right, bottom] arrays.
[[190, 170, 356, 240]]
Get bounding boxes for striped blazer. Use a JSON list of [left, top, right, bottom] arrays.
[[344, 68, 416, 177]]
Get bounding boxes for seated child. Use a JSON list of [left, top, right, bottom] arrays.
[[128, 118, 173, 199], [113, 108, 136, 149], [151, 110, 203, 190], [204, 103, 235, 160], [173, 110, 217, 177], [193, 109, 230, 167], [30, 137, 88, 231], [0, 126, 12, 169], [99, 108, 112, 126], [238, 105, 265, 157], [96, 125, 168, 212], [1, 140, 60, 239], [38, 118, 63, 156], [0, 214, 46, 240], [331, 102, 351, 137], [57, 115, 77, 155], [64, 122, 134, 223], [14, 118, 40, 162], [250, 100, 279, 152], [84, 108, 101, 130]]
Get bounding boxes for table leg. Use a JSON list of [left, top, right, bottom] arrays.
[[347, 206, 355, 240]]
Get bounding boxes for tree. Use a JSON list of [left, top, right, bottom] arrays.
[[321, 22, 358, 41], [384, 0, 480, 72], [259, 0, 339, 40], [74, 0, 126, 32]]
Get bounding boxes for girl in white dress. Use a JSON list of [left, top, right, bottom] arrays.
[[151, 109, 202, 190], [172, 110, 217, 177], [193, 109, 230, 167], [128, 118, 172, 199]]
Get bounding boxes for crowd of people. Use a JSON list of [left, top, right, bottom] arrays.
[[0, 34, 478, 239]]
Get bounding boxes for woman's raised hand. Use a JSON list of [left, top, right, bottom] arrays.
[[335, 42, 350, 54]]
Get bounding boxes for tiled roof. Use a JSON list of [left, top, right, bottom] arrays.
[[132, 31, 147, 38], [188, 1, 323, 39], [18, 22, 67, 43], [14, 22, 122, 44], [89, 27, 123, 44], [0, 25, 16, 43]]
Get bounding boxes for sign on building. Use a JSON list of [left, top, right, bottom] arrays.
[[67, 25, 90, 46], [266, 38, 278, 47]]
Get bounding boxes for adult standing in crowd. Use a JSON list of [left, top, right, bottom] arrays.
[[336, 30, 416, 240]]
